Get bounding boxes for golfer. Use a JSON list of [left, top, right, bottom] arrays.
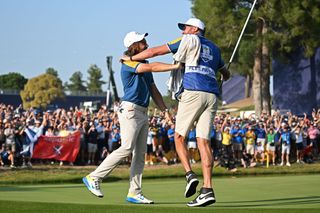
[[83, 31, 180, 204], [121, 18, 230, 207]]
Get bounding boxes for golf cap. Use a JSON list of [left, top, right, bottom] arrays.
[[178, 18, 205, 31], [123, 31, 148, 48]]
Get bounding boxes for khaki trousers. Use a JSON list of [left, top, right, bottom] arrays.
[[90, 101, 148, 195]]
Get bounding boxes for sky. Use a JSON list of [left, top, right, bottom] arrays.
[[0, 0, 192, 96]]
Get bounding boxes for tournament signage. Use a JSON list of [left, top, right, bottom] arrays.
[[32, 131, 81, 162]]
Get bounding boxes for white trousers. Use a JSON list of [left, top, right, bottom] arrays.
[[90, 101, 148, 195]]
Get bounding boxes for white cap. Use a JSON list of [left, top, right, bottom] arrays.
[[178, 18, 205, 31], [123, 31, 148, 48]]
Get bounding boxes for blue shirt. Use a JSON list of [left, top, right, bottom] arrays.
[[167, 35, 225, 95], [280, 131, 291, 145], [230, 128, 244, 144], [111, 132, 121, 143], [188, 129, 196, 141], [255, 128, 266, 139], [167, 128, 175, 143], [121, 61, 154, 107]]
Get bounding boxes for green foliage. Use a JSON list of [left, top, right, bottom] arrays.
[[65, 71, 87, 94], [192, 0, 257, 77], [0, 72, 28, 90], [87, 64, 106, 93], [45, 67, 59, 77], [46, 67, 64, 89], [20, 73, 65, 109], [265, 0, 320, 59]]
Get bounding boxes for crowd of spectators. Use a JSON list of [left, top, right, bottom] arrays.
[[0, 103, 319, 170]]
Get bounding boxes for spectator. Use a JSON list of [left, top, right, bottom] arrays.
[[167, 123, 177, 164], [279, 125, 291, 166], [308, 122, 319, 159], [230, 124, 245, 166], [187, 128, 197, 164], [87, 122, 98, 165], [220, 124, 236, 172], [266, 127, 276, 166], [245, 126, 256, 165], [4, 120, 16, 168], [111, 126, 121, 152], [145, 127, 154, 165], [255, 122, 266, 163]]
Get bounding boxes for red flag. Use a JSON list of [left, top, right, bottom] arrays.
[[32, 131, 81, 162]]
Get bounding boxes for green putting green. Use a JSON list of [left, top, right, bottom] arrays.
[[0, 174, 319, 213]]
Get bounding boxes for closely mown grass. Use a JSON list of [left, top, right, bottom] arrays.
[[1, 201, 319, 213], [1, 162, 320, 184], [1, 175, 320, 212]]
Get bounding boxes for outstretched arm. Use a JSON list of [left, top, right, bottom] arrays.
[[121, 44, 171, 61], [136, 62, 181, 73]]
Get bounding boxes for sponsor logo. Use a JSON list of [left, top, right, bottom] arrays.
[[201, 45, 213, 62]]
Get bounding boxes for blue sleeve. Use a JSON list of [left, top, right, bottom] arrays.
[[167, 37, 182, 54]]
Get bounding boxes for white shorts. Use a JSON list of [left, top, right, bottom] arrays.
[[255, 145, 264, 153], [282, 144, 290, 154], [246, 144, 255, 155], [188, 141, 197, 149], [257, 138, 266, 146], [267, 144, 275, 152]]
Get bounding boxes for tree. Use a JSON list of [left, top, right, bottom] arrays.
[[192, 0, 320, 115], [46, 67, 64, 89], [264, 0, 320, 111], [87, 64, 106, 93], [20, 73, 65, 109], [65, 71, 87, 94], [0, 72, 28, 90], [238, 40, 256, 98]]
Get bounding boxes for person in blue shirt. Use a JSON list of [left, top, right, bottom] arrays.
[[279, 125, 291, 166], [110, 127, 121, 152], [230, 124, 245, 166], [187, 128, 197, 164], [83, 31, 181, 204], [167, 123, 177, 163], [121, 18, 230, 207]]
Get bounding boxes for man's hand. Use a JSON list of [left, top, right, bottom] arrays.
[[164, 111, 173, 125], [119, 55, 130, 63]]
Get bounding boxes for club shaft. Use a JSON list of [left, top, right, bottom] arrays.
[[229, 0, 257, 64], [220, 0, 257, 90]]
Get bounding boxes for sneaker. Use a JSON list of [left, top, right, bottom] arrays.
[[187, 187, 216, 207], [82, 175, 104, 198], [126, 193, 154, 204], [185, 171, 199, 198], [280, 162, 284, 166], [296, 160, 300, 164], [286, 162, 291, 167]]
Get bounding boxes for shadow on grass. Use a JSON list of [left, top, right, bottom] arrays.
[[217, 196, 320, 208]]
